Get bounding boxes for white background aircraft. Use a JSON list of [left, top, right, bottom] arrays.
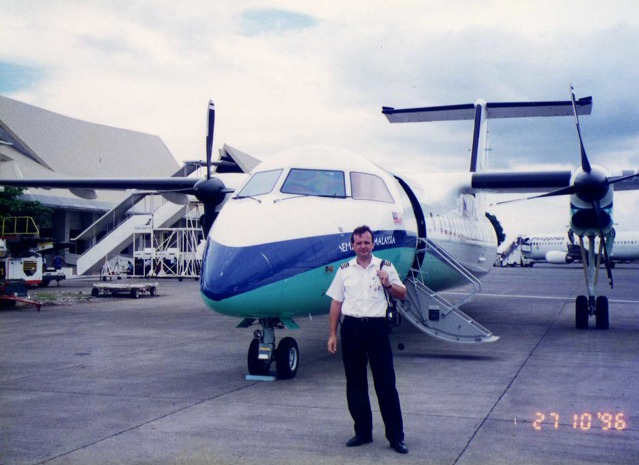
[[3, 91, 639, 379], [523, 230, 639, 265]]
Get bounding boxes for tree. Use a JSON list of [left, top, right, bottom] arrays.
[[485, 212, 506, 247], [0, 187, 52, 233]]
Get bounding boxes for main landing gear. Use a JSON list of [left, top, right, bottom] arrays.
[[246, 318, 299, 379]]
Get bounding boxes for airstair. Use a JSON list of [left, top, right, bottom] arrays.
[[398, 238, 498, 343], [76, 200, 187, 276], [500, 238, 520, 263]]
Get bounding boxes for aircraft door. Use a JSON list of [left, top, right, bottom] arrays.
[[394, 175, 427, 269]]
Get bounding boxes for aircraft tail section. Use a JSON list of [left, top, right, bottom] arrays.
[[381, 97, 593, 123], [382, 96, 593, 173]]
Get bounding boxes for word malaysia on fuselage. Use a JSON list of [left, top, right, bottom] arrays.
[[338, 234, 397, 254]]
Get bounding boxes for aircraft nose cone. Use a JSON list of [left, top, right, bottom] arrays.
[[201, 241, 274, 301]]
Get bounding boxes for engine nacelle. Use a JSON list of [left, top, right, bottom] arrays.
[[545, 250, 574, 264]]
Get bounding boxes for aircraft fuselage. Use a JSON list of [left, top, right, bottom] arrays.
[[200, 146, 497, 320]]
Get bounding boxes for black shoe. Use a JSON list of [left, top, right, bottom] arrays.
[[390, 440, 408, 454], [346, 435, 373, 447]]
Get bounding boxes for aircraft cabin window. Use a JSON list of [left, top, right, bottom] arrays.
[[281, 169, 346, 197], [236, 169, 283, 197], [350, 172, 394, 203]]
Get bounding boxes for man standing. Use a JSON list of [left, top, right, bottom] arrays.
[[327, 225, 408, 454]]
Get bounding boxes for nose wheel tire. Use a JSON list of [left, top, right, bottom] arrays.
[[275, 337, 299, 380], [575, 295, 589, 329], [595, 296, 609, 330], [247, 339, 271, 376]]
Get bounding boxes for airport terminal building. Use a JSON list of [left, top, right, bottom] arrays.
[[0, 95, 194, 274]]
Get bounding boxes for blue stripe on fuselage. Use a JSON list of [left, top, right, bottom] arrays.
[[201, 230, 416, 302]]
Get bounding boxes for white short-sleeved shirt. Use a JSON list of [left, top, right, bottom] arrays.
[[326, 255, 405, 318]]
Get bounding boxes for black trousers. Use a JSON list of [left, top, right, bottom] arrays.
[[340, 315, 404, 442]]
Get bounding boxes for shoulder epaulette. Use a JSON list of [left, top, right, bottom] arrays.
[[383, 259, 391, 267], [340, 262, 350, 270]]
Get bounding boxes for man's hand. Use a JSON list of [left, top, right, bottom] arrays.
[[327, 334, 338, 354], [376, 269, 390, 287], [328, 299, 342, 354]]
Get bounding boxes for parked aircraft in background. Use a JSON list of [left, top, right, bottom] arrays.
[[522, 230, 639, 265], [3, 89, 639, 378], [521, 233, 575, 264]]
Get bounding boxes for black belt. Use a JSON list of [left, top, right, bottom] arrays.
[[343, 315, 385, 324]]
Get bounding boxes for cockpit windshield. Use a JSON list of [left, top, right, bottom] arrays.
[[351, 172, 394, 203], [236, 169, 283, 197], [281, 169, 346, 198]]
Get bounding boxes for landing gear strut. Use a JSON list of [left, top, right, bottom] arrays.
[[246, 318, 299, 379], [574, 235, 610, 330]]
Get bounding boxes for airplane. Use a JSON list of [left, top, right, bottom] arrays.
[[3, 91, 639, 379], [521, 230, 639, 265]]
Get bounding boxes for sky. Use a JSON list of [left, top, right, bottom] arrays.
[[2, 0, 639, 242]]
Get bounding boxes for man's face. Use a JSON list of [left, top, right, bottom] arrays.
[[352, 232, 374, 261]]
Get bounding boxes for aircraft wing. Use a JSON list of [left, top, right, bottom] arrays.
[[0, 177, 200, 191], [1, 175, 237, 211], [0, 140, 258, 191]]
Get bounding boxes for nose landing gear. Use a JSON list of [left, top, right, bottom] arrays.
[[246, 318, 300, 380], [575, 295, 609, 330], [574, 235, 611, 330]]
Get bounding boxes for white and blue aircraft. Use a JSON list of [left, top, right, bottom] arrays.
[[522, 230, 639, 265], [3, 91, 639, 379]]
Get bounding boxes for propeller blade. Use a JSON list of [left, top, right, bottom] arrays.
[[591, 200, 614, 288], [608, 171, 639, 185], [206, 100, 215, 180], [493, 185, 576, 205], [570, 85, 592, 173]]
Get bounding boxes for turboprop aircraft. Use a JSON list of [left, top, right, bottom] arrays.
[[521, 230, 639, 265], [2, 91, 638, 379]]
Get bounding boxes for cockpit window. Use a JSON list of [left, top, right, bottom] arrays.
[[281, 169, 346, 197], [236, 169, 283, 197], [351, 172, 394, 203]]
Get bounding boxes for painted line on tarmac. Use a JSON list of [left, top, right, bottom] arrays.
[[446, 291, 639, 304]]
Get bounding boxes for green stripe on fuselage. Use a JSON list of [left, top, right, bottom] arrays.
[[200, 247, 416, 320]]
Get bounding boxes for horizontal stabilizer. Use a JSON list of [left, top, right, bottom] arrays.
[[383, 97, 592, 123]]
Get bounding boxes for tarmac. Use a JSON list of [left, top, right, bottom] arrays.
[[1, 265, 638, 465]]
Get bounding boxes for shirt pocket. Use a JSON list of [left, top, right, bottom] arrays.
[[368, 275, 384, 300]]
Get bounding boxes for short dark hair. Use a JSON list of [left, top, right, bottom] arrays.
[[350, 225, 374, 244]]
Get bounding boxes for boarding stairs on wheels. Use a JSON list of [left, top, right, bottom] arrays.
[[76, 201, 187, 276], [397, 238, 499, 343], [500, 238, 520, 263]]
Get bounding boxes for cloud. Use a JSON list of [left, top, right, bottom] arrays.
[[1, 0, 639, 237]]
